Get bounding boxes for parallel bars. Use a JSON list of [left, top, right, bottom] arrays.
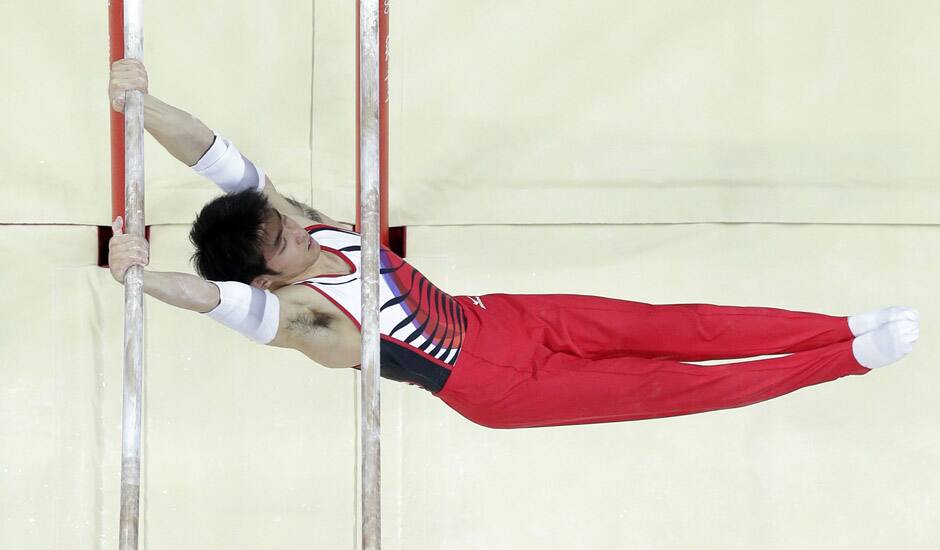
[[111, 2, 386, 548], [358, 1, 388, 549], [112, 0, 146, 549]]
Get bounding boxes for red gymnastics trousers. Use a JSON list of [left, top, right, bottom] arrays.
[[435, 294, 869, 429]]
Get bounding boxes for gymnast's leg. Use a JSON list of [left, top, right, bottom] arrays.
[[517, 294, 916, 362], [465, 321, 918, 429]]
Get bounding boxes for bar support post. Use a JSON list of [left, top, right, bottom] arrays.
[[358, 1, 383, 549], [116, 1, 146, 549]]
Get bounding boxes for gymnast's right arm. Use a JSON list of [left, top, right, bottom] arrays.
[[107, 216, 217, 313], [108, 217, 293, 346]]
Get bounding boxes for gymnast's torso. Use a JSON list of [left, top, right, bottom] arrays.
[[278, 224, 467, 392]]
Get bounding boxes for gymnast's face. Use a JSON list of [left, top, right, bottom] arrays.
[[255, 208, 321, 289]]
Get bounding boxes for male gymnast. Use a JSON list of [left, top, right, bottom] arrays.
[[107, 59, 920, 429]]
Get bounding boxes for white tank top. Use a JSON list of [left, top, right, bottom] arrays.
[[293, 225, 466, 391]]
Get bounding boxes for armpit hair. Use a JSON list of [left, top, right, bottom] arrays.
[[288, 309, 332, 334], [284, 196, 325, 223]]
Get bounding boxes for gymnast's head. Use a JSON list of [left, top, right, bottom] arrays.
[[189, 190, 319, 290]]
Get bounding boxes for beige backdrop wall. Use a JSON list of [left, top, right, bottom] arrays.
[[313, 0, 940, 226], [2, 0, 936, 226], [1, 1, 938, 550]]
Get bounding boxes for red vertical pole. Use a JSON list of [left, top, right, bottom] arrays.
[[357, 1, 390, 246], [378, 0, 389, 247], [108, 0, 126, 223]]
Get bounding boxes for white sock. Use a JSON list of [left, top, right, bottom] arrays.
[[851, 319, 919, 369], [848, 306, 919, 337]]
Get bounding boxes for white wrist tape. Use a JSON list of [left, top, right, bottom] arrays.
[[205, 281, 280, 344], [192, 134, 266, 194]]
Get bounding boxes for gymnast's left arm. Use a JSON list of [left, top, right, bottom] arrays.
[[109, 58, 351, 230], [109, 59, 213, 166]]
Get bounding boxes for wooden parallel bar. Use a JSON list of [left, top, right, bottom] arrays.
[[358, 1, 383, 549], [117, 1, 145, 549]]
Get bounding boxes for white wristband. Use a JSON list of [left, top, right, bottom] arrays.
[[192, 134, 266, 194], [205, 281, 280, 344]]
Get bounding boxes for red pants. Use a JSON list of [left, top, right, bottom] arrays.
[[436, 294, 868, 429]]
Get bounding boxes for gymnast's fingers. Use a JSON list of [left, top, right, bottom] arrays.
[[108, 244, 148, 284], [109, 59, 149, 113], [108, 249, 131, 284], [108, 77, 126, 113], [112, 236, 149, 260], [108, 219, 148, 284]]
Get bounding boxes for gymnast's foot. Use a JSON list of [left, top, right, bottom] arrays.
[[848, 306, 919, 337], [852, 319, 920, 369]]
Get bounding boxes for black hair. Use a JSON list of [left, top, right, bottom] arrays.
[[189, 190, 281, 283]]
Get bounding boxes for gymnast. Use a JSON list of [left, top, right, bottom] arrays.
[[107, 59, 920, 429]]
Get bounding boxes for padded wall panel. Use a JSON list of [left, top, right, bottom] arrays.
[[5, 1, 934, 226], [142, 0, 314, 226], [0, 1, 313, 225], [310, 0, 358, 225], [312, 0, 940, 225], [0, 225, 357, 549], [0, 4, 112, 224], [0, 227, 119, 549], [383, 223, 940, 550], [3, 222, 937, 549], [141, 225, 356, 548]]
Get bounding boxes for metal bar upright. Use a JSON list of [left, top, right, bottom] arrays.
[[108, 0, 126, 222], [118, 0, 146, 549], [358, 1, 383, 549], [357, 1, 390, 247]]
